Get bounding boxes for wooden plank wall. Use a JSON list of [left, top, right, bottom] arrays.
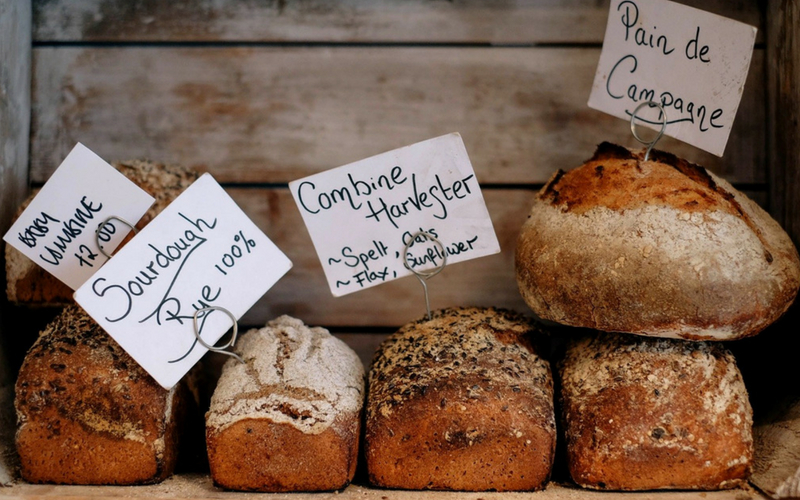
[[0, 0, 31, 484], [28, 0, 767, 328], [748, 1, 800, 498]]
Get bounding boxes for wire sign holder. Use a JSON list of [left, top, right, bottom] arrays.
[[629, 101, 668, 161], [192, 306, 244, 364], [95, 215, 139, 259], [402, 231, 448, 320]]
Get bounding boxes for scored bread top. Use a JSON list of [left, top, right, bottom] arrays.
[[539, 143, 778, 265], [367, 307, 552, 423], [543, 143, 748, 215], [206, 315, 365, 436], [515, 143, 800, 340]]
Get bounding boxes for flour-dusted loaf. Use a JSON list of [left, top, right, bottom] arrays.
[[559, 332, 753, 490], [205, 315, 364, 492], [15, 305, 186, 484], [366, 307, 555, 491], [515, 142, 800, 341], [5, 159, 199, 306]]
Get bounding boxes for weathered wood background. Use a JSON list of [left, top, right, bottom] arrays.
[[0, 0, 31, 485], [6, 0, 800, 497], [24, 0, 768, 328]]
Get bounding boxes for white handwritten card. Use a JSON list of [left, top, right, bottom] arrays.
[[3, 143, 155, 289], [74, 174, 292, 389], [588, 0, 757, 156], [289, 133, 500, 297]]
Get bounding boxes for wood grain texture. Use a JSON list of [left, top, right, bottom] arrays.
[[752, 396, 800, 499], [0, 0, 31, 485], [750, 3, 800, 498], [768, 0, 800, 248], [0, 0, 31, 265], [32, 0, 764, 44], [30, 47, 766, 185], [0, 476, 767, 499]]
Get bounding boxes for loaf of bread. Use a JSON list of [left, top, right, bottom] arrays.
[[559, 332, 753, 490], [366, 307, 555, 491], [205, 315, 364, 492], [5, 159, 199, 306], [15, 305, 187, 484], [515, 142, 800, 341]]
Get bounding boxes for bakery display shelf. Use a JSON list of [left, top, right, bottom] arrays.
[[0, 477, 767, 500]]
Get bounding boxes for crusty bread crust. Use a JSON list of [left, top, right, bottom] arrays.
[[365, 307, 555, 491], [516, 142, 800, 340], [5, 160, 199, 306], [205, 316, 364, 492], [559, 332, 753, 490], [15, 305, 184, 485], [206, 417, 360, 492]]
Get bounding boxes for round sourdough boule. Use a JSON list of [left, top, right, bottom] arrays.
[[515, 142, 800, 341]]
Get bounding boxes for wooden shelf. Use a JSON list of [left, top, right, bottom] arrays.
[[0, 476, 768, 500]]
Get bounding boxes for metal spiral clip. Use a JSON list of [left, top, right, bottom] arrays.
[[402, 231, 447, 321], [95, 215, 138, 259], [629, 100, 668, 162], [193, 306, 244, 364]]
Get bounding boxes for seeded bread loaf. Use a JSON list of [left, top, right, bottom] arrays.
[[365, 307, 555, 491], [5, 160, 199, 306], [205, 315, 364, 492], [515, 142, 800, 340], [15, 305, 186, 484], [559, 332, 753, 490]]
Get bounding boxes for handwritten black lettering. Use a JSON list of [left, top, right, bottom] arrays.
[[686, 27, 711, 63], [338, 240, 388, 272], [17, 212, 61, 248], [167, 287, 223, 364], [75, 244, 99, 267], [96, 220, 116, 243], [607, 54, 724, 133], [401, 228, 439, 246], [365, 173, 474, 228], [618, 0, 638, 41], [37, 196, 104, 266], [348, 166, 406, 196], [618, 1, 674, 55], [405, 235, 479, 270], [214, 230, 256, 275], [90, 213, 215, 323], [353, 267, 390, 287]]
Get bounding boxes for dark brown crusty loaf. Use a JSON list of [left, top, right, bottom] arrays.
[[206, 315, 364, 492], [14, 305, 186, 484], [515, 142, 800, 341], [559, 332, 753, 491], [365, 307, 555, 491], [5, 159, 199, 306]]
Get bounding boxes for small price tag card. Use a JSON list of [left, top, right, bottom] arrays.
[[75, 174, 292, 389], [3, 143, 155, 289], [588, 0, 757, 156], [290, 133, 500, 297]]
